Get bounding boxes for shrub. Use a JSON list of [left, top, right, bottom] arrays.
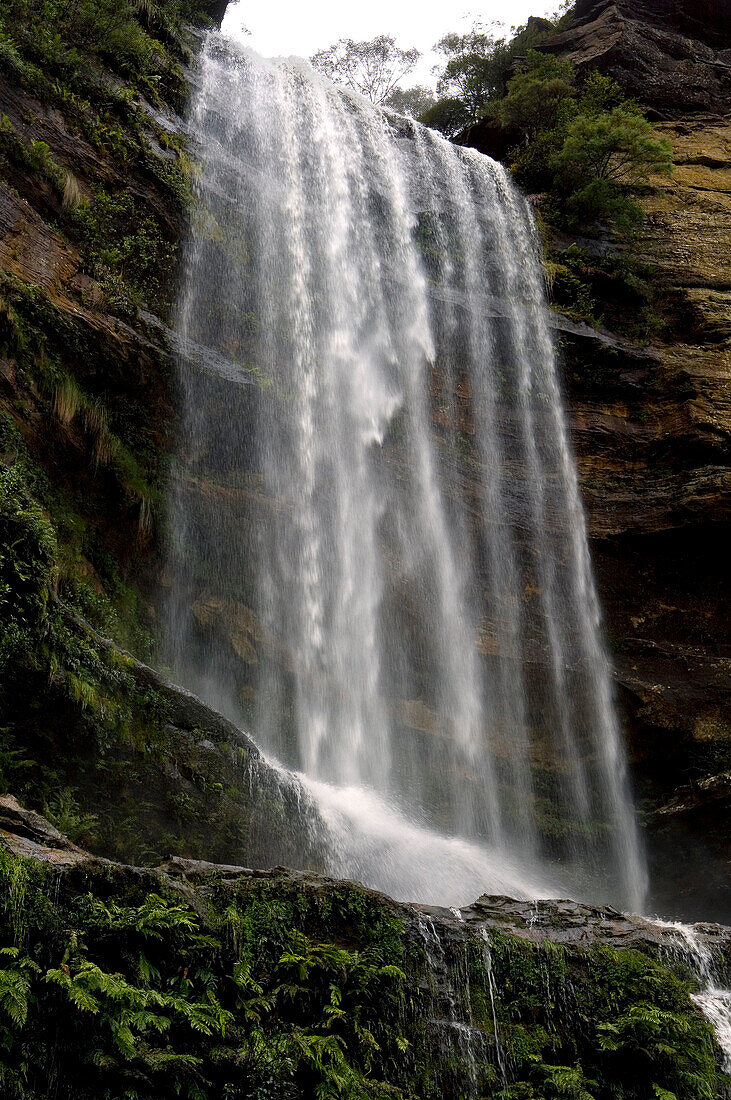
[[69, 188, 176, 312], [554, 105, 673, 187], [0, 463, 57, 670]]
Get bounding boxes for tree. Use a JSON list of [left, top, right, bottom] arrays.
[[552, 104, 673, 231], [433, 25, 503, 121], [496, 50, 574, 136], [309, 36, 420, 105], [384, 85, 436, 119], [419, 97, 472, 137], [432, 18, 562, 124], [488, 52, 673, 234], [554, 105, 673, 186]]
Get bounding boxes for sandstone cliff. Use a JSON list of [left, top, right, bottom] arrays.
[[1, 0, 729, 922], [0, 1, 284, 866], [461, 0, 731, 918]]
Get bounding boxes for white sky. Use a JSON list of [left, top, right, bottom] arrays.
[[221, 0, 563, 89]]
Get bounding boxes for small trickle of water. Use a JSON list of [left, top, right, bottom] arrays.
[[479, 927, 509, 1090], [414, 915, 486, 1096], [164, 32, 646, 911], [655, 919, 731, 1070]]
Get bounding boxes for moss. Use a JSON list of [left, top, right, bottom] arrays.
[[472, 932, 724, 1100], [0, 461, 57, 669], [0, 114, 67, 195], [68, 186, 179, 316], [544, 241, 661, 342], [0, 853, 725, 1099], [0, 268, 165, 645], [0, 853, 413, 1099]]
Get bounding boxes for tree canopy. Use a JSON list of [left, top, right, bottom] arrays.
[[433, 17, 559, 126], [310, 35, 420, 105], [495, 51, 574, 136], [384, 85, 436, 119], [499, 59, 673, 230]]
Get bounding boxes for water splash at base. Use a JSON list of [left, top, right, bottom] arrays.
[[164, 34, 646, 914]]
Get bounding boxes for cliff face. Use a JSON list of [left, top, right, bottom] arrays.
[[454, 0, 730, 914], [0, 2, 293, 866], [539, 0, 731, 914], [1, 0, 729, 922], [541, 0, 731, 116]]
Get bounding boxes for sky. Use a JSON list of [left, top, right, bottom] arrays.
[[221, 0, 563, 89]]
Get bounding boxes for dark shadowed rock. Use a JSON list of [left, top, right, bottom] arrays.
[[540, 0, 731, 118]]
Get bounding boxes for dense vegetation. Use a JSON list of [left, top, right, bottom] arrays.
[[0, 0, 213, 106], [425, 15, 568, 133], [419, 11, 672, 338], [0, 0, 233, 852], [0, 850, 726, 1099], [490, 54, 672, 233], [0, 0, 208, 314]]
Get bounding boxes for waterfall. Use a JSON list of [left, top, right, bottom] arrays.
[[656, 920, 731, 1069], [164, 33, 646, 912]]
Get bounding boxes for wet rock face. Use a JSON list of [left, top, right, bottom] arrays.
[[456, 0, 730, 917], [534, 1, 731, 919]]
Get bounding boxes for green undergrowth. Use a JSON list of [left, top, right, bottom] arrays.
[[70, 185, 179, 316], [0, 856, 412, 1099], [0, 273, 160, 641], [0, 854, 725, 1099], [0, 0, 214, 112], [544, 242, 661, 342], [472, 932, 726, 1100], [0, 114, 68, 195], [0, 0, 205, 322]]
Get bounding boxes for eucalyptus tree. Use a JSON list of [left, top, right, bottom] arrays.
[[310, 35, 420, 105]]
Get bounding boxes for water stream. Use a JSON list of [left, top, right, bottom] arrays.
[[656, 919, 731, 1070], [164, 33, 646, 912]]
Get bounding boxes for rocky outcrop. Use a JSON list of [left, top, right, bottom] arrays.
[[0, 799, 729, 1099], [0, 793, 90, 864], [540, 0, 731, 117], [12, 600, 329, 872]]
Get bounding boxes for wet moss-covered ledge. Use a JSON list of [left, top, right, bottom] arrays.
[[0, 798, 729, 1100]]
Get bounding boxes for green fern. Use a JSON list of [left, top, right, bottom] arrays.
[[0, 947, 39, 1027]]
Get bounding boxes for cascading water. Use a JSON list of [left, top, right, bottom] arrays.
[[656, 920, 731, 1070], [164, 32, 646, 911]]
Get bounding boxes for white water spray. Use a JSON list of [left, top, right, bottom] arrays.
[[165, 34, 646, 911], [655, 919, 731, 1070]]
